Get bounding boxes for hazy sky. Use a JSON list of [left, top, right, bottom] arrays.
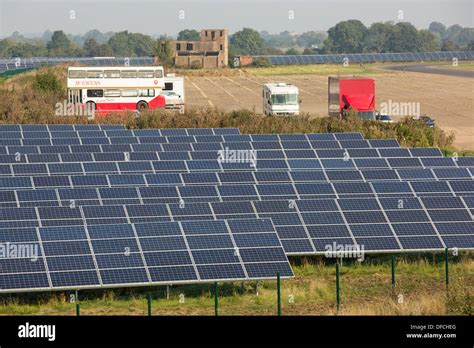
[[0, 0, 472, 38]]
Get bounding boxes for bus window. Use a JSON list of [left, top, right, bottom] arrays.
[[122, 90, 138, 97], [154, 70, 163, 78], [121, 70, 137, 78], [139, 89, 155, 97], [164, 82, 173, 91], [68, 70, 86, 78], [104, 70, 120, 78], [104, 90, 121, 97], [87, 89, 104, 98], [87, 70, 103, 78], [137, 70, 154, 78]]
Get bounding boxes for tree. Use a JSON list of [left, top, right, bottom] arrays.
[[441, 40, 457, 51], [296, 31, 326, 48], [428, 22, 446, 38], [34, 69, 62, 93], [177, 29, 200, 41], [229, 28, 264, 55], [83, 38, 100, 57], [47, 30, 71, 56], [108, 31, 155, 57], [323, 20, 367, 53], [386, 22, 420, 52], [445, 25, 463, 40], [155, 40, 173, 66], [453, 28, 474, 47], [418, 29, 439, 51], [84, 29, 109, 44], [363, 22, 393, 53], [285, 48, 299, 55], [108, 31, 133, 56]]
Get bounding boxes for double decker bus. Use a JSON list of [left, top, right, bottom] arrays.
[[67, 66, 166, 112]]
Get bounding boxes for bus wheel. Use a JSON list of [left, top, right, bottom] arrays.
[[137, 101, 148, 111]]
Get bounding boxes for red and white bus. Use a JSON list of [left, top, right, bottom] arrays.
[[67, 66, 166, 112]]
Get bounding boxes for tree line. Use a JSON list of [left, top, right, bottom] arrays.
[[0, 21, 472, 59]]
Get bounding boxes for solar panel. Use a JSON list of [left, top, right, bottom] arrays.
[[1, 125, 473, 293], [0, 218, 292, 292]]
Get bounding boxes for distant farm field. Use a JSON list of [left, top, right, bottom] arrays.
[[184, 69, 474, 149]]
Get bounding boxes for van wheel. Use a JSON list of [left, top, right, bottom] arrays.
[[137, 101, 148, 111]]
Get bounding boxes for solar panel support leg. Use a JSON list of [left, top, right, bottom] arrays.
[[76, 304, 80, 316], [277, 272, 281, 316], [256, 281, 260, 296], [147, 292, 152, 316], [214, 282, 219, 317], [336, 262, 340, 312], [391, 256, 396, 289], [166, 285, 170, 300], [445, 248, 449, 289]]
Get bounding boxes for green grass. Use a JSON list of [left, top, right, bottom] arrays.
[[245, 63, 386, 76], [1, 254, 472, 316], [433, 62, 474, 71]]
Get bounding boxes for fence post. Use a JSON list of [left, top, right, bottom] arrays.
[[391, 255, 396, 289], [336, 262, 340, 312], [214, 282, 219, 317], [445, 248, 449, 288], [277, 272, 281, 316], [147, 292, 152, 316]]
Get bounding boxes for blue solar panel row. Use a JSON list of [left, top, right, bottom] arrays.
[[0, 57, 155, 74], [0, 156, 470, 175], [0, 197, 471, 258], [1, 180, 473, 208], [0, 127, 241, 138], [0, 124, 126, 131], [0, 218, 293, 292], [1, 52, 473, 73], [254, 51, 474, 65]]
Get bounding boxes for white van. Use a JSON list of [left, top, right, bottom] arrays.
[[161, 74, 185, 111], [262, 83, 300, 116]]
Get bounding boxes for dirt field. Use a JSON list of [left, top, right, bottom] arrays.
[[184, 70, 474, 150]]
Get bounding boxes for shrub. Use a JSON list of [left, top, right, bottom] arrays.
[[33, 69, 62, 93], [253, 57, 272, 67]]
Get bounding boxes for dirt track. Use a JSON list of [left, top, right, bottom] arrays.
[[184, 71, 474, 150]]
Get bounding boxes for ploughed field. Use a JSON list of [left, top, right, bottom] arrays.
[[184, 71, 474, 150]]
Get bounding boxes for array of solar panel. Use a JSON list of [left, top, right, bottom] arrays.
[[0, 156, 471, 180], [254, 51, 474, 65], [0, 57, 155, 74], [0, 218, 293, 292], [1, 52, 473, 73], [1, 125, 473, 292], [0, 196, 471, 258]]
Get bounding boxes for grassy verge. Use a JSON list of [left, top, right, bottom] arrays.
[[244, 63, 386, 76], [432, 62, 474, 71], [0, 254, 472, 316]]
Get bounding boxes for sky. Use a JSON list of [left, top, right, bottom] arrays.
[[0, 0, 473, 38]]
